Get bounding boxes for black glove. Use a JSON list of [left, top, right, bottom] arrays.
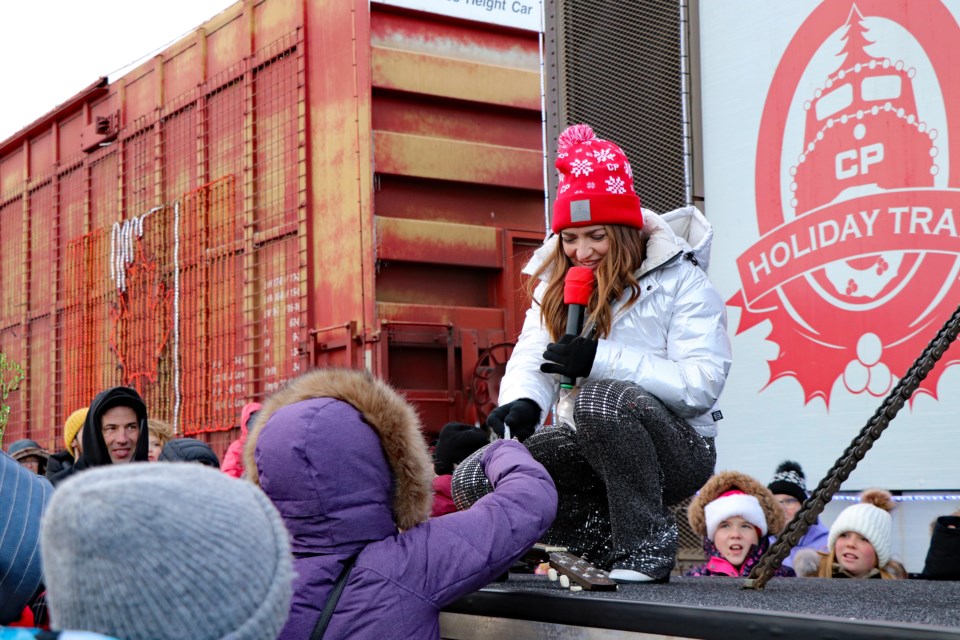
[[540, 334, 598, 380], [486, 398, 541, 442]]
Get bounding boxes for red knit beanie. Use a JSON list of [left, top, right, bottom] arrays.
[[552, 124, 643, 234]]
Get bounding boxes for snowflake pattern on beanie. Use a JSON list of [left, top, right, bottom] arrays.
[[552, 124, 643, 233]]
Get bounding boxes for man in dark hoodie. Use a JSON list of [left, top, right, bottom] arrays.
[[49, 387, 149, 487]]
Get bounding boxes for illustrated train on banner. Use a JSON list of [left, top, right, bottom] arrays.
[[702, 0, 960, 493]]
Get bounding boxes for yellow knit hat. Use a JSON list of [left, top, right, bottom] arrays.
[[64, 408, 88, 459]]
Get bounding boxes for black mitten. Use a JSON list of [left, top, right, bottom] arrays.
[[485, 398, 541, 442], [540, 335, 598, 380]]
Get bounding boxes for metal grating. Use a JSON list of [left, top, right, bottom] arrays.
[[546, 0, 689, 214]]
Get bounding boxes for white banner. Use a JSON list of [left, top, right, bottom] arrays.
[[701, 0, 960, 490], [373, 0, 542, 32]]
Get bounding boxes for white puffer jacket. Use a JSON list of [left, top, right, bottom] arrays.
[[498, 206, 732, 437]]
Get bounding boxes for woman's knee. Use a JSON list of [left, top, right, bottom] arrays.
[[574, 379, 658, 428]]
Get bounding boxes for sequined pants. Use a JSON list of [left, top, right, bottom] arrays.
[[525, 379, 716, 578]]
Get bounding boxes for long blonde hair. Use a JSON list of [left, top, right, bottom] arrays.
[[147, 419, 174, 449], [529, 225, 646, 340], [815, 548, 906, 579]]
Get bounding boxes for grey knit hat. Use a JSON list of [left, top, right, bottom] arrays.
[[40, 463, 293, 640]]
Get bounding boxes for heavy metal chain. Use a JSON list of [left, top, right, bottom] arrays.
[[744, 301, 960, 590]]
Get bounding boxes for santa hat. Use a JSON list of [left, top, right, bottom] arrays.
[[828, 489, 895, 568], [552, 124, 643, 233], [688, 471, 784, 542], [704, 489, 769, 540]]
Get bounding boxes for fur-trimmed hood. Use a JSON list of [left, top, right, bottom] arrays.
[[245, 368, 433, 536], [688, 470, 784, 539]]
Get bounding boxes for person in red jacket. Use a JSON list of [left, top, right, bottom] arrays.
[[221, 402, 262, 478]]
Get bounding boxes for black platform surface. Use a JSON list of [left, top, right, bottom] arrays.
[[445, 574, 960, 638]]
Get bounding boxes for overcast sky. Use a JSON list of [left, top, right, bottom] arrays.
[[0, 0, 235, 142]]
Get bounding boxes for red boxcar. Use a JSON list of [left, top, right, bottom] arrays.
[[0, 0, 545, 458]]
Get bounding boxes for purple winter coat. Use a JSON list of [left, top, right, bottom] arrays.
[[248, 368, 557, 640]]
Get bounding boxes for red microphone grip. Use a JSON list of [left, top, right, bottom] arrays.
[[563, 266, 596, 306]]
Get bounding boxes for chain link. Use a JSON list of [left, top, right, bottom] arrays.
[[744, 302, 960, 590]]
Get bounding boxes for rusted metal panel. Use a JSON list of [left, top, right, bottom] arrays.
[[29, 183, 56, 314], [253, 0, 302, 50], [304, 0, 376, 361], [367, 2, 543, 430], [123, 129, 155, 216], [162, 108, 200, 200], [371, 47, 541, 109], [28, 132, 55, 178], [375, 217, 502, 268], [0, 149, 24, 195], [124, 68, 161, 125], [505, 231, 543, 339], [257, 235, 309, 396], [370, 8, 541, 68], [374, 174, 545, 226], [164, 40, 206, 103], [89, 153, 118, 231], [0, 198, 25, 327], [373, 92, 542, 149], [207, 83, 246, 185], [180, 178, 250, 432], [205, 8, 251, 79], [374, 131, 542, 189], [378, 302, 506, 332], [27, 314, 56, 448], [59, 113, 86, 160], [254, 46, 301, 232]]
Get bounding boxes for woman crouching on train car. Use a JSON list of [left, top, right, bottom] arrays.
[[245, 368, 557, 640], [483, 124, 732, 583]]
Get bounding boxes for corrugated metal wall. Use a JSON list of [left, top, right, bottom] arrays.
[[0, 0, 545, 455]]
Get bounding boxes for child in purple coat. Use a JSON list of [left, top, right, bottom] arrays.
[[246, 368, 557, 640]]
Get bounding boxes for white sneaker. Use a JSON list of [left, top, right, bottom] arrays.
[[609, 569, 656, 583]]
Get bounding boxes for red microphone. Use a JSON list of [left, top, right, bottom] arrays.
[[560, 266, 596, 389]]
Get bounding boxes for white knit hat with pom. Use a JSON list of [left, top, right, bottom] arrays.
[[828, 489, 895, 568]]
